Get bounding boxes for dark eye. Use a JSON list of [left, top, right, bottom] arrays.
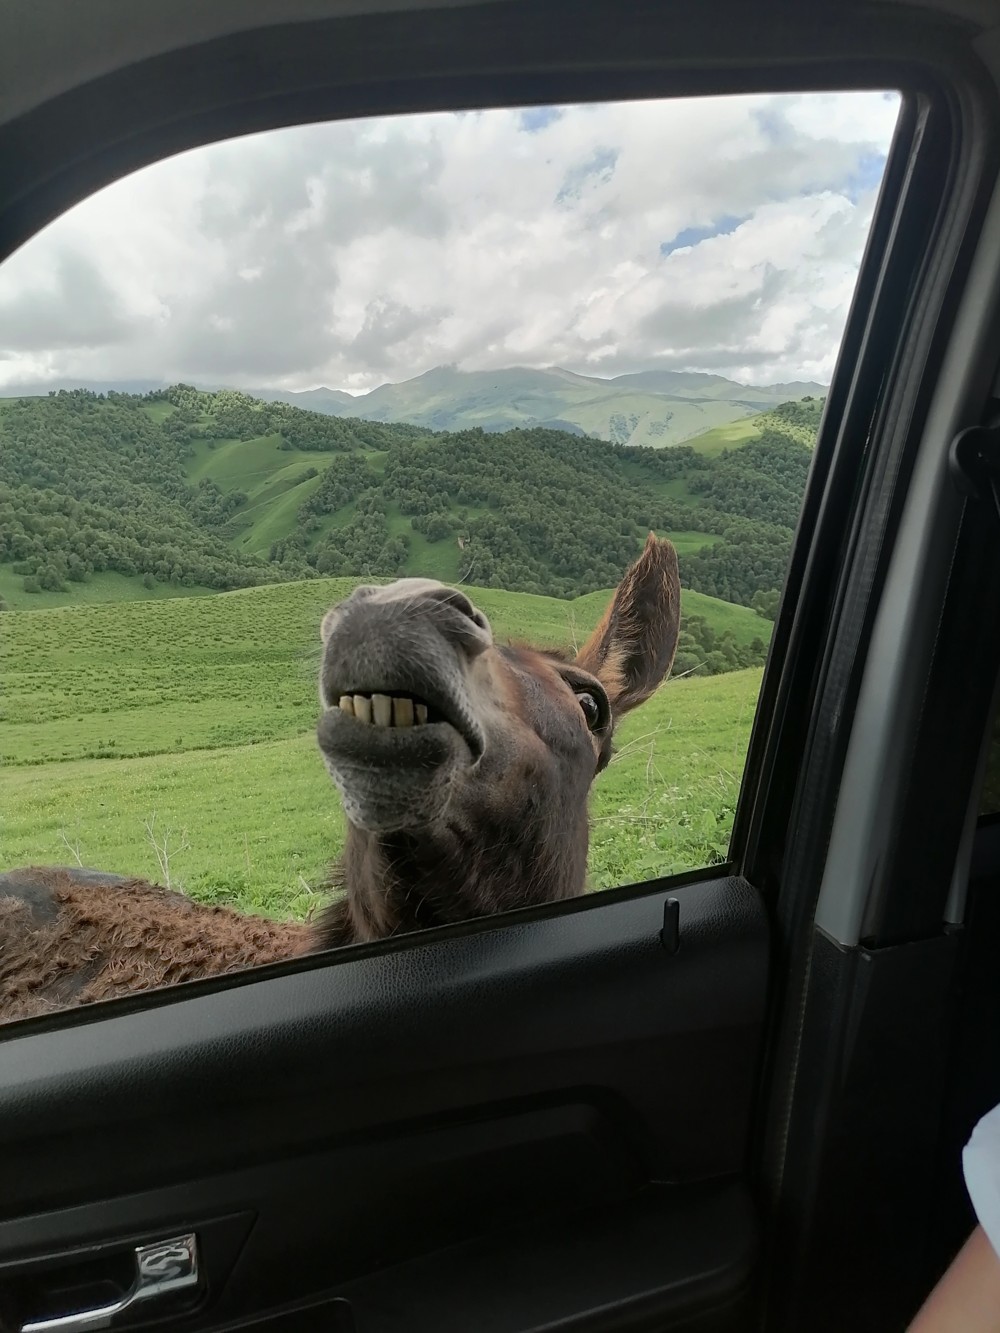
[[577, 691, 602, 731]]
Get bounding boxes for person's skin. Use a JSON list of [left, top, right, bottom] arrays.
[[908, 1226, 1000, 1330]]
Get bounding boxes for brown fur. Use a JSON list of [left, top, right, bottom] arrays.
[[0, 870, 311, 1021], [1, 536, 680, 1024]]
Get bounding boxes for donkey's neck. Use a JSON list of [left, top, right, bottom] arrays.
[[316, 815, 589, 947]]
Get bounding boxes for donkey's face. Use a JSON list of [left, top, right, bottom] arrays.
[[315, 537, 681, 902]]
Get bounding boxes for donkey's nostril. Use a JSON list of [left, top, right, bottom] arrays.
[[420, 586, 492, 652], [431, 588, 484, 625]]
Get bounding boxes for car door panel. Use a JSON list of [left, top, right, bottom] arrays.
[[0, 876, 766, 1331]]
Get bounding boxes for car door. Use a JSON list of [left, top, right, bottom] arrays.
[[1, 2, 999, 1332]]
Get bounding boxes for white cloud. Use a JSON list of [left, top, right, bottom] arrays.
[[0, 90, 900, 391]]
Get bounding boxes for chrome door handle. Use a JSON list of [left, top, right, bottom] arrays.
[[21, 1232, 199, 1332]]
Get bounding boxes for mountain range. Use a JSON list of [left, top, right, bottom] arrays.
[[0, 365, 827, 449]]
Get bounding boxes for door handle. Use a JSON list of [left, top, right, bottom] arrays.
[[20, 1233, 199, 1332]]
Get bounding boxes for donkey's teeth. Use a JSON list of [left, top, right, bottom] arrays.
[[339, 695, 354, 716], [415, 703, 428, 725], [392, 697, 414, 728], [372, 693, 393, 727], [353, 694, 372, 724]]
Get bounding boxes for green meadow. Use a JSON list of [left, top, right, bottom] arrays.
[[1, 577, 764, 917]]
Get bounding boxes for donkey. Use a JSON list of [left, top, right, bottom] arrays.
[[0, 535, 680, 1022]]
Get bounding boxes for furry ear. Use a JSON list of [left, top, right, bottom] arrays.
[[575, 534, 680, 717]]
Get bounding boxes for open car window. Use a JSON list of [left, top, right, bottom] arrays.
[[1, 90, 899, 1024]]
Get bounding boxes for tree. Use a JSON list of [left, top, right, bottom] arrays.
[[751, 589, 781, 620], [38, 564, 65, 591]]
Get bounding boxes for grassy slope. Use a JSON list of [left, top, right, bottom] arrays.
[[570, 584, 766, 650], [178, 432, 722, 572], [142, 401, 176, 424], [684, 402, 822, 457], [2, 668, 762, 915], [2, 576, 767, 766], [656, 530, 720, 556], [684, 416, 762, 457], [557, 390, 753, 448], [0, 564, 215, 611], [2, 578, 767, 912]]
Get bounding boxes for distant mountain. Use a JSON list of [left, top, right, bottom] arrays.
[[0, 365, 827, 449], [605, 369, 825, 407], [250, 385, 356, 410], [283, 365, 828, 448]]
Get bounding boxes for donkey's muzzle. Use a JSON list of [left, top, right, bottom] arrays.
[[315, 582, 493, 832], [319, 582, 490, 713]]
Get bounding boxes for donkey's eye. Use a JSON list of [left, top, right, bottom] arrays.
[[577, 691, 602, 731]]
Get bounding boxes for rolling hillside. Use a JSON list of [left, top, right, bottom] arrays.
[[1, 365, 826, 448], [0, 386, 821, 627]]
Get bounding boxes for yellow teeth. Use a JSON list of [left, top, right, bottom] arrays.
[[372, 694, 392, 726], [336, 692, 428, 727], [392, 697, 414, 727]]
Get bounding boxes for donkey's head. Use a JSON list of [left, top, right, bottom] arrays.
[[315, 534, 680, 936]]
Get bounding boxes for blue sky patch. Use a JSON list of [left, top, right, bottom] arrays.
[[660, 214, 748, 256], [556, 147, 619, 204], [519, 106, 563, 133]]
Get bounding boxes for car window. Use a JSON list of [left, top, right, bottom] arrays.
[[0, 90, 900, 1020]]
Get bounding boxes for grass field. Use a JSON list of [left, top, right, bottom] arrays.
[[0, 563, 215, 611], [2, 576, 768, 766], [2, 577, 765, 916], [685, 416, 761, 456], [684, 402, 822, 456], [1, 671, 761, 915]]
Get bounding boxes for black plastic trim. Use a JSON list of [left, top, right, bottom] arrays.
[[0, 1, 981, 268], [0, 876, 767, 1218]]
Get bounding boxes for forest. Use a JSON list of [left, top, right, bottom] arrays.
[[0, 391, 286, 592], [280, 403, 817, 605], [1, 386, 823, 674]]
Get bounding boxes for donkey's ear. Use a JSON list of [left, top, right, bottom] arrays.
[[575, 533, 680, 717]]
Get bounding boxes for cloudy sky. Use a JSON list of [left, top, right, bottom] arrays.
[[0, 90, 899, 394]]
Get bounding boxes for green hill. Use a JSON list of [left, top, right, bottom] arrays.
[[0, 384, 822, 618], [0, 563, 215, 611], [685, 395, 825, 456]]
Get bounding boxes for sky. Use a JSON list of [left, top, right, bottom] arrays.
[[0, 90, 900, 394]]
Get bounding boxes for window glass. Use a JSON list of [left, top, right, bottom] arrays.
[[0, 91, 899, 1017]]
